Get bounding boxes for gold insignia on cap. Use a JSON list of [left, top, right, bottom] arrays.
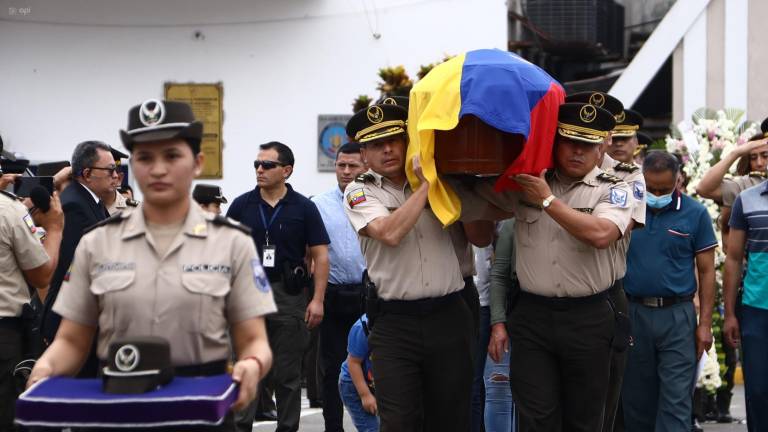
[[382, 97, 396, 105], [616, 111, 626, 123], [139, 99, 165, 127], [580, 104, 597, 123], [588, 93, 605, 107], [367, 106, 384, 124]]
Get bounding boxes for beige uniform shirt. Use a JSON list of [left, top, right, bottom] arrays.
[[106, 190, 127, 216], [343, 170, 464, 300], [448, 223, 476, 278], [53, 203, 277, 366], [0, 192, 50, 317], [601, 154, 646, 278], [512, 167, 632, 297], [721, 174, 767, 207]]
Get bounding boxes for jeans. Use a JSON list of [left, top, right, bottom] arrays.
[[484, 350, 516, 432], [472, 306, 491, 432], [338, 379, 379, 432], [740, 304, 768, 432]]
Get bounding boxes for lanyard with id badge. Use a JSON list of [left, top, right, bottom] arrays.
[[259, 203, 281, 268]]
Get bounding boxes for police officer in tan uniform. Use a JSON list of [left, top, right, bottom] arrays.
[[502, 102, 633, 432], [567, 91, 647, 432], [29, 100, 277, 430], [343, 103, 477, 432], [0, 141, 64, 430]]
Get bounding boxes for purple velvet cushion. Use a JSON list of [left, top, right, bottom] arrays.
[[16, 375, 237, 428]]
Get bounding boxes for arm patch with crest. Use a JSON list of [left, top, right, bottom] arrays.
[[348, 189, 367, 207]]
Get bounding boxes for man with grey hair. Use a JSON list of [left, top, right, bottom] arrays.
[[40, 140, 116, 371]]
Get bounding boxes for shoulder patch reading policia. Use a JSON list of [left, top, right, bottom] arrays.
[[348, 189, 367, 208], [614, 162, 639, 173], [83, 213, 126, 235], [597, 172, 622, 184], [355, 173, 375, 184], [212, 215, 251, 235]]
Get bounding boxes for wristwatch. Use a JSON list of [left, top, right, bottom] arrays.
[[542, 194, 556, 209]]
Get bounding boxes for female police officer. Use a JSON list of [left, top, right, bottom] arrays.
[[28, 100, 277, 428]]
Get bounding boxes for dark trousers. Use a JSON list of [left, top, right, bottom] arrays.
[[471, 305, 491, 432], [740, 304, 768, 432], [508, 293, 614, 432], [320, 288, 361, 432], [603, 283, 628, 432], [266, 314, 310, 432], [369, 294, 474, 432], [304, 325, 321, 403], [0, 322, 22, 432], [621, 301, 696, 432]]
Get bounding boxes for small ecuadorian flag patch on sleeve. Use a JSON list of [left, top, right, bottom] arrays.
[[63, 264, 73, 282], [348, 190, 367, 207]]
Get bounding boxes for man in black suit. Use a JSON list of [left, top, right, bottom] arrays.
[[41, 141, 116, 356]]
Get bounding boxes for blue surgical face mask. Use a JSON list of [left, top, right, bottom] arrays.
[[646, 192, 673, 209]]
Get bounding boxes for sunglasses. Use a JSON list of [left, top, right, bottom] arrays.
[[253, 160, 284, 170], [88, 166, 118, 176]]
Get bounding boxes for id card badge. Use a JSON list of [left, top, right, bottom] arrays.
[[262, 245, 276, 268]]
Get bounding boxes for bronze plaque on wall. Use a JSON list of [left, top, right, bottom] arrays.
[[164, 83, 223, 179]]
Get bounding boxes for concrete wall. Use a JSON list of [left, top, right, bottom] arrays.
[[0, 0, 507, 201]]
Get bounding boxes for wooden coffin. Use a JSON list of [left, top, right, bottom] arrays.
[[434, 115, 524, 176]]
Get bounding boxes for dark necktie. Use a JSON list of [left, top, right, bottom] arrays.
[[97, 201, 110, 218]]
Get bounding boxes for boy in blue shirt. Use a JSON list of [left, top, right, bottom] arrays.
[[338, 314, 378, 432]]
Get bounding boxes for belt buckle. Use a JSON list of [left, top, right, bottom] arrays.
[[642, 297, 663, 308]]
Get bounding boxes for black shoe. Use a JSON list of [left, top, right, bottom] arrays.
[[254, 410, 278, 421], [309, 399, 323, 408], [692, 418, 704, 432], [717, 412, 734, 423]]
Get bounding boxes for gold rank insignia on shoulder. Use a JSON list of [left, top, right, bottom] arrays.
[[613, 162, 639, 173], [355, 173, 375, 183], [126, 199, 139, 207], [574, 208, 594, 214], [749, 171, 767, 178], [597, 172, 622, 184], [518, 200, 542, 210]]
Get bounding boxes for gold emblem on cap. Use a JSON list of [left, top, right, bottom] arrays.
[[382, 97, 396, 105], [580, 104, 597, 123], [367, 106, 384, 124], [616, 111, 626, 123], [588, 93, 605, 107]]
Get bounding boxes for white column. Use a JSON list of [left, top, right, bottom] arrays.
[[683, 8, 708, 120], [724, 0, 748, 116]]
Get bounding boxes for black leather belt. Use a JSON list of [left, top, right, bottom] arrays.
[[519, 289, 610, 309], [0, 316, 22, 330], [379, 291, 461, 316], [627, 293, 695, 308]]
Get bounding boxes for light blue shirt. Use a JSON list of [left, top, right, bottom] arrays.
[[312, 187, 367, 285]]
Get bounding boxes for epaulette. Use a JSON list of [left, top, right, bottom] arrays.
[[613, 162, 639, 173], [0, 189, 18, 200], [518, 200, 542, 210], [749, 171, 767, 179], [126, 199, 139, 207], [597, 172, 623, 184], [83, 212, 126, 235], [355, 173, 375, 184], [212, 215, 252, 235]]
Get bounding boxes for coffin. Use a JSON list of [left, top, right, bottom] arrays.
[[435, 115, 524, 176]]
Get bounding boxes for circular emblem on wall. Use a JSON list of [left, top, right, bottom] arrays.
[[588, 92, 605, 107], [139, 99, 165, 127], [580, 105, 597, 123], [115, 344, 140, 372], [367, 106, 384, 124], [319, 122, 349, 159]]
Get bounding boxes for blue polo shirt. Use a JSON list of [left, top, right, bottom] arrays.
[[729, 182, 768, 310], [624, 191, 718, 297], [339, 314, 372, 384], [226, 184, 330, 281]]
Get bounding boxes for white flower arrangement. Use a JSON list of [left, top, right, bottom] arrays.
[[696, 343, 723, 393]]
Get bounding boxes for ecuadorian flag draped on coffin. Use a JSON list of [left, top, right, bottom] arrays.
[[405, 49, 565, 226]]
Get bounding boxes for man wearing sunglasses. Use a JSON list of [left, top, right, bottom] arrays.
[[40, 140, 116, 376], [227, 141, 330, 432]]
